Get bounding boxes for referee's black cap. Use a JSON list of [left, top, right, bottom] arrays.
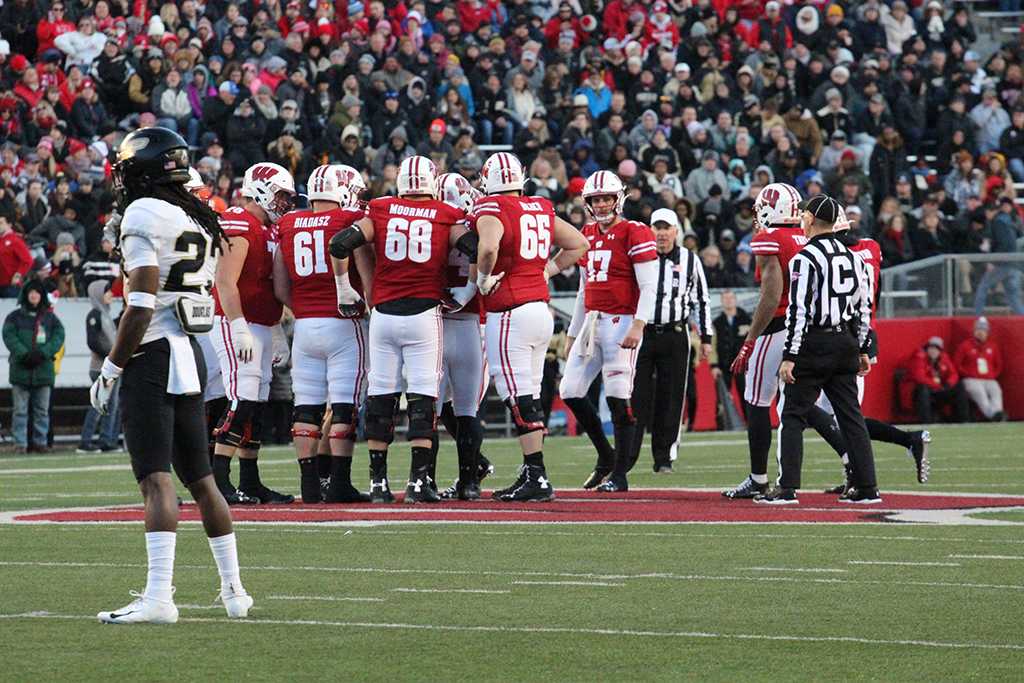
[[798, 194, 841, 224]]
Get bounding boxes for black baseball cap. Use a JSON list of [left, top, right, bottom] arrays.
[[798, 194, 840, 224]]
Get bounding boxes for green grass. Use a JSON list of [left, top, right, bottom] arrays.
[[1, 423, 1023, 681]]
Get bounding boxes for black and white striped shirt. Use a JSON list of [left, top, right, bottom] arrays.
[[652, 246, 712, 342], [782, 235, 871, 359]]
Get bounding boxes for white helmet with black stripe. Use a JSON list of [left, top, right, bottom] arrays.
[[753, 182, 802, 231], [481, 152, 525, 194], [582, 170, 625, 224], [306, 165, 353, 207], [397, 155, 437, 197]]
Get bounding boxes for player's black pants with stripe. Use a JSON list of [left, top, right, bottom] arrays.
[[778, 328, 877, 490], [629, 324, 688, 471]]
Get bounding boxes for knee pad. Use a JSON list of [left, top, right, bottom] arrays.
[[364, 394, 399, 444], [214, 399, 258, 448], [329, 402, 358, 442], [406, 393, 437, 440], [506, 395, 544, 436], [242, 403, 264, 451], [606, 397, 636, 427], [292, 404, 326, 439]]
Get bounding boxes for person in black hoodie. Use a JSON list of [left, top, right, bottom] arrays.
[[77, 279, 120, 452], [91, 39, 132, 118]]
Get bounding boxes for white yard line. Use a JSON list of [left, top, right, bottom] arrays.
[[2, 611, 1022, 652], [742, 567, 848, 573], [513, 580, 624, 587], [390, 588, 511, 594], [848, 560, 962, 567], [949, 554, 1024, 560], [2, 560, 1021, 591], [266, 595, 385, 603]]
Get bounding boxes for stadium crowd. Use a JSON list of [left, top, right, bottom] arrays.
[[0, 0, 1022, 301]]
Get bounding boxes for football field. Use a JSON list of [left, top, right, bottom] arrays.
[[1, 423, 1023, 681]]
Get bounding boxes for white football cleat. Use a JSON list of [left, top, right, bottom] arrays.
[[97, 590, 178, 625], [219, 585, 254, 618]]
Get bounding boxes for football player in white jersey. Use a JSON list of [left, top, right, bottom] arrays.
[[90, 128, 252, 624]]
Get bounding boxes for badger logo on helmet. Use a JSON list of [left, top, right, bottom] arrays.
[[334, 164, 368, 210], [481, 152, 525, 195], [306, 164, 354, 208], [582, 170, 625, 224], [397, 155, 438, 197], [241, 162, 296, 222], [753, 182, 802, 232], [435, 172, 481, 211]]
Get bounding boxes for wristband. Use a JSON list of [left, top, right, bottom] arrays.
[[335, 273, 351, 292], [126, 291, 156, 309], [230, 317, 251, 336], [101, 357, 123, 380]]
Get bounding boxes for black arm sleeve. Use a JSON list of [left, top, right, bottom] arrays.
[[454, 230, 479, 260], [328, 225, 368, 259]]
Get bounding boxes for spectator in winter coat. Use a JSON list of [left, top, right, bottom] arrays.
[[685, 151, 729, 202], [944, 151, 985, 207], [1000, 108, 1024, 181], [127, 48, 167, 113], [0, 214, 33, 297], [970, 89, 1011, 154], [974, 197, 1024, 315], [152, 70, 198, 143], [954, 317, 1005, 421], [881, 0, 916, 55], [225, 98, 267, 172], [69, 79, 108, 140], [900, 337, 969, 423], [36, 2, 75, 58], [77, 279, 120, 451], [869, 126, 909, 203], [201, 81, 238, 146], [53, 15, 106, 70], [2, 280, 65, 453]]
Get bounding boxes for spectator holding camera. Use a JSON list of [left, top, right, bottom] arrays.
[[2, 280, 64, 453]]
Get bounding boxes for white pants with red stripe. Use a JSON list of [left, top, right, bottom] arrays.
[[196, 330, 225, 402], [211, 315, 273, 402], [485, 301, 553, 401], [367, 306, 442, 397], [743, 330, 786, 408], [558, 312, 639, 400], [816, 375, 866, 413], [292, 317, 368, 406], [438, 313, 485, 416]]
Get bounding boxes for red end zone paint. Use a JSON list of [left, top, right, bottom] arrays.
[[8, 490, 1024, 525]]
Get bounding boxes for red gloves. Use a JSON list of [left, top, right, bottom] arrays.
[[730, 339, 757, 375]]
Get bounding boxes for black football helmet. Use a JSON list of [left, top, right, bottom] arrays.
[[112, 127, 191, 196]]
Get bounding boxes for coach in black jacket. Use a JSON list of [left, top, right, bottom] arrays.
[[711, 289, 751, 419]]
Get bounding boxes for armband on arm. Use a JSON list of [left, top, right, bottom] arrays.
[[454, 231, 479, 260], [328, 226, 368, 260]]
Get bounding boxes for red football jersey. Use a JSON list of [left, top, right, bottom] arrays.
[[750, 226, 808, 318], [278, 206, 365, 319], [367, 196, 464, 307], [473, 194, 555, 313], [213, 206, 283, 326], [851, 237, 882, 318], [579, 219, 656, 314]]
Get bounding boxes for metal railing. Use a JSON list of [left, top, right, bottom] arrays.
[[878, 252, 1024, 318]]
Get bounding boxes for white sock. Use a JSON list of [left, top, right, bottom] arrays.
[[751, 473, 768, 485], [841, 454, 850, 466], [143, 531, 176, 603], [208, 532, 242, 593]]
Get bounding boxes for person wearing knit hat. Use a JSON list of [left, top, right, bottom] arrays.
[[953, 318, 1006, 421]]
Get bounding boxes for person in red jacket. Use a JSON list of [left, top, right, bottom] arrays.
[[0, 215, 33, 297], [902, 336, 970, 424], [954, 318, 1005, 421], [544, 3, 583, 50], [35, 2, 75, 58]]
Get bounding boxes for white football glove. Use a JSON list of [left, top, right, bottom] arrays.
[[230, 317, 255, 363], [442, 282, 478, 312], [335, 273, 365, 318], [475, 270, 505, 296], [90, 358, 122, 415], [103, 210, 122, 244], [271, 325, 290, 367]]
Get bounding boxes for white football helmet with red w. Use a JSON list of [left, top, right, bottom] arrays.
[[582, 170, 625, 224], [307, 165, 353, 207], [435, 172, 479, 211], [397, 155, 437, 197], [753, 182, 801, 231], [242, 162, 295, 222], [481, 152, 525, 194], [335, 164, 367, 210]]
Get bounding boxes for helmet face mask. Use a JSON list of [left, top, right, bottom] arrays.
[[436, 172, 477, 211], [112, 127, 190, 203], [242, 162, 296, 222], [754, 182, 802, 231]]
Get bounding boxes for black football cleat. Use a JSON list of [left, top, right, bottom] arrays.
[[405, 469, 441, 504], [221, 485, 258, 505], [369, 477, 395, 504], [839, 487, 882, 504], [582, 469, 610, 489], [491, 465, 528, 500], [324, 481, 371, 503], [909, 430, 931, 484], [496, 466, 555, 502], [824, 468, 853, 495], [754, 487, 799, 505], [320, 477, 331, 499], [722, 476, 769, 499], [245, 485, 295, 504], [596, 474, 628, 492], [478, 454, 494, 482]]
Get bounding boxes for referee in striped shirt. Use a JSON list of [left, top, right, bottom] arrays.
[[628, 208, 712, 473], [755, 195, 881, 505]]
